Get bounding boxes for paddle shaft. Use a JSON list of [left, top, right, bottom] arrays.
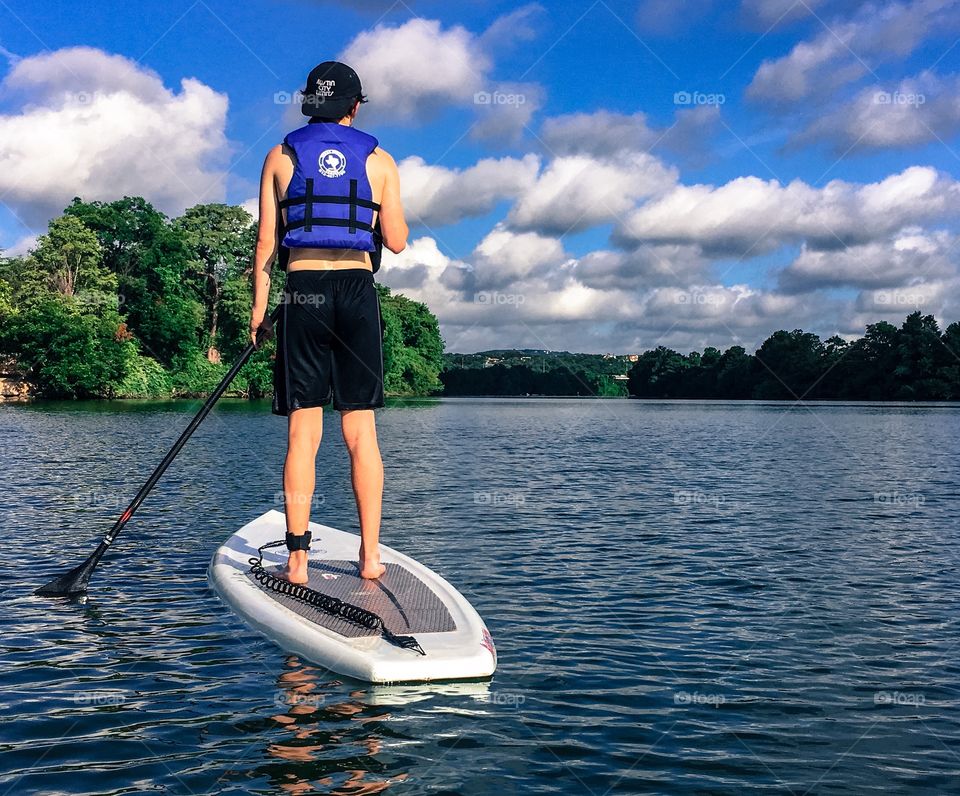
[[36, 306, 280, 595], [102, 306, 281, 547]]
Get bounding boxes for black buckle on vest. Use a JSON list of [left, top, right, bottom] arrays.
[[285, 530, 312, 552]]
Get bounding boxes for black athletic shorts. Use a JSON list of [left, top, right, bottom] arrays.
[[272, 268, 385, 415]]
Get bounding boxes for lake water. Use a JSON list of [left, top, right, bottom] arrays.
[[3, 397, 960, 794]]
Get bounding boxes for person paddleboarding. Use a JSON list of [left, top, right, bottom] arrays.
[[249, 61, 408, 584]]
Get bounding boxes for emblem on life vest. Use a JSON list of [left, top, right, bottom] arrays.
[[318, 148, 347, 178]]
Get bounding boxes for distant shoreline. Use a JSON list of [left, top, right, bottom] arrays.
[[6, 394, 960, 406]]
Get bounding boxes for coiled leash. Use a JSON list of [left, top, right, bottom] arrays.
[[248, 535, 426, 656]]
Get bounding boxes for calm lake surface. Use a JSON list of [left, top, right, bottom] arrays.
[[3, 397, 960, 794]]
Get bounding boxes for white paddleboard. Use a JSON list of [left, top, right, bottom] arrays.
[[208, 510, 497, 683]]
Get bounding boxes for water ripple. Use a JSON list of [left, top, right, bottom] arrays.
[[2, 398, 959, 794]]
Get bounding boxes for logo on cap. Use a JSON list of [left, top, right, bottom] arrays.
[[315, 78, 335, 97], [318, 149, 347, 178]]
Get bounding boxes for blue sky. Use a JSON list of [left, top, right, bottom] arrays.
[[1, 0, 959, 353]]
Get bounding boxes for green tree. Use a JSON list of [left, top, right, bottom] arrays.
[[627, 346, 690, 397], [687, 346, 722, 397], [895, 312, 949, 399], [3, 296, 131, 398], [753, 330, 825, 399], [836, 321, 899, 399], [174, 204, 257, 359], [939, 322, 960, 400], [815, 335, 850, 398], [65, 196, 203, 364], [33, 215, 115, 300], [2, 197, 449, 400], [377, 283, 444, 395], [716, 346, 754, 398], [0, 270, 12, 322]]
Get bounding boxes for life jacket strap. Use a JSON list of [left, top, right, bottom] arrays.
[[280, 178, 380, 235], [282, 217, 377, 234], [280, 178, 380, 219]]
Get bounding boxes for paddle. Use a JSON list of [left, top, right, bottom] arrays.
[[35, 305, 282, 597]]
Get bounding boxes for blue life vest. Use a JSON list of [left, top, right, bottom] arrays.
[[279, 122, 381, 263]]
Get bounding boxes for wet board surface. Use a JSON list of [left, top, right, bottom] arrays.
[[245, 560, 457, 638], [208, 510, 497, 683]]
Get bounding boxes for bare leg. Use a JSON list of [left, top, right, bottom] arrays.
[[340, 409, 385, 579], [281, 407, 324, 583]]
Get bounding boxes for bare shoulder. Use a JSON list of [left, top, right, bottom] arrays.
[[264, 143, 290, 166], [371, 146, 399, 171]]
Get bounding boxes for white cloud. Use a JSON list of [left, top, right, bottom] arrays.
[[778, 228, 958, 291], [468, 225, 569, 290], [377, 228, 955, 354], [379, 152, 960, 354], [858, 165, 957, 218], [0, 47, 229, 226], [380, 235, 461, 292], [739, 0, 838, 27], [638, 283, 808, 332], [470, 82, 544, 144], [239, 196, 258, 221], [479, 3, 545, 51], [853, 279, 956, 325], [2, 233, 38, 256], [378, 235, 838, 355], [412, 216, 960, 352], [337, 16, 547, 135], [572, 245, 710, 290], [433, 277, 835, 354], [339, 18, 489, 124], [392, 235, 453, 269], [746, 0, 957, 106], [541, 110, 662, 157], [540, 106, 723, 168], [399, 153, 540, 227], [747, 21, 865, 106], [3, 46, 169, 104], [795, 71, 960, 151], [507, 152, 678, 235], [614, 166, 960, 255]]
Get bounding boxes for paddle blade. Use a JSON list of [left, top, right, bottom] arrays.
[[35, 544, 106, 597]]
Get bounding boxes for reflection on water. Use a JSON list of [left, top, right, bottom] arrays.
[[2, 398, 960, 794], [263, 657, 406, 794], [259, 659, 493, 793]]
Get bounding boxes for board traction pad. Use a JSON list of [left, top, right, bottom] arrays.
[[245, 559, 457, 638]]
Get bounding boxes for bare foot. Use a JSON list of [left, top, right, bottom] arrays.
[[358, 560, 386, 579], [279, 551, 309, 584]]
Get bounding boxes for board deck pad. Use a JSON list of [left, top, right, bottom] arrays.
[[245, 559, 457, 638]]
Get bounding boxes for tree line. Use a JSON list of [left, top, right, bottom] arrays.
[[438, 314, 960, 401], [441, 350, 628, 396], [0, 197, 443, 399], [627, 314, 960, 400], [4, 199, 957, 404]]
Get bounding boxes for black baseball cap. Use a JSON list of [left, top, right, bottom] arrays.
[[301, 61, 366, 119]]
